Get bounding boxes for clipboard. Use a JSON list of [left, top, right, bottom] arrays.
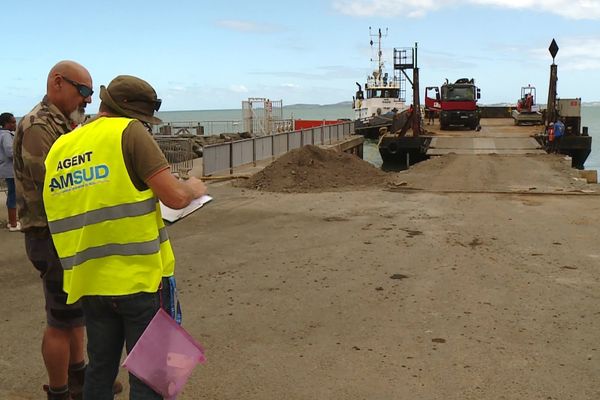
[[160, 195, 213, 223]]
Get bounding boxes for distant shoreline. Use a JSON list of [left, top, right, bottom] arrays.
[[156, 101, 600, 114]]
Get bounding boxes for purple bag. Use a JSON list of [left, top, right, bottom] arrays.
[[122, 309, 206, 399]]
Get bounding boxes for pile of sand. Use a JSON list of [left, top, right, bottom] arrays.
[[240, 145, 389, 192]]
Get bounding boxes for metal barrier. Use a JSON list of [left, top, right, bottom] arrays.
[[155, 137, 195, 177], [202, 121, 355, 176], [152, 119, 294, 136], [153, 121, 242, 136]]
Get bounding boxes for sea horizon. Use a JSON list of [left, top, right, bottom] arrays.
[[157, 100, 600, 114]]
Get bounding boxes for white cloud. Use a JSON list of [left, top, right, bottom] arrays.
[[216, 19, 280, 33], [333, 0, 443, 18], [251, 65, 364, 80], [332, 0, 600, 19], [229, 84, 249, 93], [282, 83, 300, 88], [530, 37, 600, 71]]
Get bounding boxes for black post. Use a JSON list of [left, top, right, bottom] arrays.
[[546, 39, 559, 126], [229, 142, 233, 175], [546, 64, 558, 126], [413, 67, 421, 136], [271, 135, 275, 160]]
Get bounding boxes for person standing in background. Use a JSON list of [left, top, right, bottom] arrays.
[[553, 118, 565, 153], [0, 112, 19, 231], [13, 60, 107, 400]]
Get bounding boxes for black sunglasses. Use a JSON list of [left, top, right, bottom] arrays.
[[121, 97, 161, 112], [61, 75, 94, 98]]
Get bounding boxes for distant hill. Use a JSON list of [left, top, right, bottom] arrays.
[[484, 102, 600, 107], [285, 100, 599, 108], [483, 103, 514, 107]]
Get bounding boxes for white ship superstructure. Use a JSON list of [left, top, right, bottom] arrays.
[[353, 27, 409, 138]]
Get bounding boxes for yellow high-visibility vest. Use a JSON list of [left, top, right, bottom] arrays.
[[43, 117, 175, 304]]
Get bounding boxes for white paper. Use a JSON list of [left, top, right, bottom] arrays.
[[160, 195, 213, 223]]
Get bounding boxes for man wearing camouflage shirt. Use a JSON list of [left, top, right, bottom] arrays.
[[14, 60, 92, 400]]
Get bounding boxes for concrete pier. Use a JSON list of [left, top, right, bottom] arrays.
[[1, 117, 598, 400]]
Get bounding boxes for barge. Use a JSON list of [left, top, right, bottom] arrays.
[[378, 109, 591, 170], [377, 39, 592, 170]]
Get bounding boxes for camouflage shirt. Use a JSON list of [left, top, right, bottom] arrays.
[[14, 96, 73, 232]]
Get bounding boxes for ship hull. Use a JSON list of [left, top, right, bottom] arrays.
[[354, 113, 395, 139], [378, 135, 431, 167]]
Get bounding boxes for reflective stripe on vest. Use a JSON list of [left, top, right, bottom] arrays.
[[58, 225, 170, 270], [48, 197, 157, 234], [43, 117, 175, 304]]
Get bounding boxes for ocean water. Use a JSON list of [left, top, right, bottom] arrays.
[[156, 104, 355, 136], [157, 104, 600, 170], [582, 106, 600, 170], [157, 104, 355, 125]]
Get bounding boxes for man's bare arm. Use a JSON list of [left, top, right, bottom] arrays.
[[146, 168, 207, 209]]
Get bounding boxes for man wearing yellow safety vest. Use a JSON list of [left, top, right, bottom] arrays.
[[43, 75, 207, 399]]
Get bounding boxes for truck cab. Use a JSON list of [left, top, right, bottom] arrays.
[[425, 78, 481, 130]]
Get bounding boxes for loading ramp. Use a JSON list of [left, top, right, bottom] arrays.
[[427, 136, 545, 156]]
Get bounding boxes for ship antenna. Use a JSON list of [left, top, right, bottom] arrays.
[[369, 27, 388, 79]]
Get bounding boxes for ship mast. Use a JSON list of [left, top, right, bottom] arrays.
[[370, 27, 387, 80]]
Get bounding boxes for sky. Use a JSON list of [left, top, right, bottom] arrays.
[[2, 0, 600, 115]]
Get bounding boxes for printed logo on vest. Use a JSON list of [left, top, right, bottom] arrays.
[[48, 151, 110, 193]]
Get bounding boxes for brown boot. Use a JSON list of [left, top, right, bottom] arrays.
[[46, 381, 123, 400], [66, 363, 123, 399], [43, 385, 70, 400], [47, 392, 70, 400], [68, 363, 85, 400], [7, 207, 18, 228]]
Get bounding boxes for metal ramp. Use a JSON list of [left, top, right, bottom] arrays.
[[427, 137, 545, 155]]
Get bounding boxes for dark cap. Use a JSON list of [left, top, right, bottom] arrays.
[[99, 75, 162, 125]]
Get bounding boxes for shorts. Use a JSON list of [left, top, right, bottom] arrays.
[[24, 231, 84, 329], [5, 178, 15, 208]]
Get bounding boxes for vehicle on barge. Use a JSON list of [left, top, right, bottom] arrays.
[[512, 85, 543, 125], [425, 78, 481, 130]]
